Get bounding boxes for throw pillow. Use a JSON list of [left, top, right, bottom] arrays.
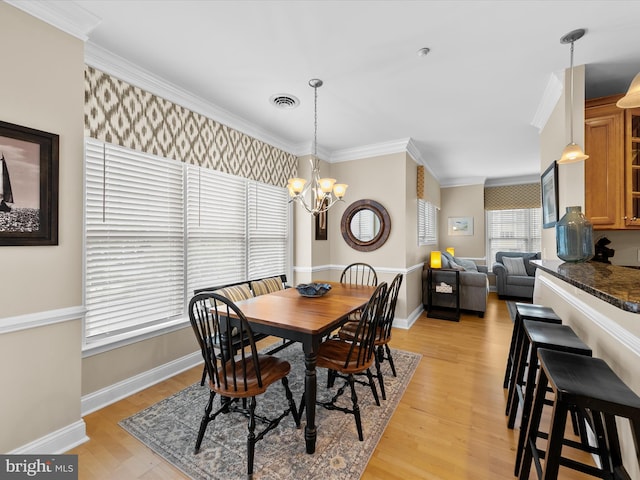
[[454, 257, 478, 272], [503, 256, 528, 276]]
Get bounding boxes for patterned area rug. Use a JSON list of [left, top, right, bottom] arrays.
[[120, 344, 421, 480]]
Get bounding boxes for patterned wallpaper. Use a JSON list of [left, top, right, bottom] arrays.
[[84, 66, 297, 188], [484, 183, 541, 210]]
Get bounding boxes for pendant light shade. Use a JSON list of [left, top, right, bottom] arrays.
[[558, 29, 589, 165], [559, 142, 589, 164], [617, 72, 640, 109]]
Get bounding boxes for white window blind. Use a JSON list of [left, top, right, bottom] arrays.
[[486, 208, 541, 264], [247, 181, 289, 279], [85, 139, 291, 348], [85, 139, 185, 342], [186, 164, 247, 295], [418, 199, 438, 246]]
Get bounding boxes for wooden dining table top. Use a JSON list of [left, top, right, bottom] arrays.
[[234, 281, 376, 335]]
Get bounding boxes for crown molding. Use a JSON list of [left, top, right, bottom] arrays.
[[531, 71, 563, 132], [440, 176, 487, 188], [84, 42, 299, 156], [485, 173, 541, 187], [329, 138, 411, 163], [5, 0, 101, 41]]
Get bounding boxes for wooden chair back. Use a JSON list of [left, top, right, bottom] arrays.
[[189, 292, 263, 395], [340, 262, 378, 286], [342, 282, 387, 370], [378, 273, 403, 343]]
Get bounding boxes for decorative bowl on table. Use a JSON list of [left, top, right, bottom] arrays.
[[295, 283, 332, 297]]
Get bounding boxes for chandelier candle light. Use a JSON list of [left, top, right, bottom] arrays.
[[288, 79, 348, 215]]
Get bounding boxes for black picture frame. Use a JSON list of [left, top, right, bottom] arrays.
[[541, 160, 559, 229], [0, 120, 59, 245]]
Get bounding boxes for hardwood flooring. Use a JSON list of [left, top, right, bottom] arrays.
[[68, 293, 596, 479]]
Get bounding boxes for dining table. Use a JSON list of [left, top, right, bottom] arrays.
[[234, 281, 377, 454]]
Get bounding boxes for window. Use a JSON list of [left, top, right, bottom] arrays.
[[85, 139, 290, 348], [418, 199, 438, 246], [486, 208, 541, 264]]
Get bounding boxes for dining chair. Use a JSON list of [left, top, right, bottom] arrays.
[[340, 262, 378, 286], [339, 273, 403, 400], [340, 263, 378, 325], [301, 282, 388, 441], [188, 292, 299, 479]]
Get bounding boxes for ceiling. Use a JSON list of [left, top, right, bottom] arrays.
[[19, 0, 640, 186]]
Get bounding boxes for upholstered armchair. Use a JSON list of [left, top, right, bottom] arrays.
[[492, 251, 540, 300]]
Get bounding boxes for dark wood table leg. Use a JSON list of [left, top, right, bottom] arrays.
[[303, 339, 319, 454]]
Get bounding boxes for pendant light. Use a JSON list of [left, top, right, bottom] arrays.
[[287, 79, 348, 215], [558, 28, 589, 164], [617, 72, 640, 108]]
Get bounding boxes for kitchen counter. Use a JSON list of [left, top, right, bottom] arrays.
[[531, 260, 640, 313]]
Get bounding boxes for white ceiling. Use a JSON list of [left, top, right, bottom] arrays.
[[15, 0, 640, 186]]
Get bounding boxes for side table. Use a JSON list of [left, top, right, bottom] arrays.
[[426, 268, 460, 321]]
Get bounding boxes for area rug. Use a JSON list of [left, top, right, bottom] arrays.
[[120, 344, 421, 480]]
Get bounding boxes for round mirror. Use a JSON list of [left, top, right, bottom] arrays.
[[341, 199, 391, 252]]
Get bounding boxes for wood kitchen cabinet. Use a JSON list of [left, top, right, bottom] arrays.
[[584, 94, 640, 229]]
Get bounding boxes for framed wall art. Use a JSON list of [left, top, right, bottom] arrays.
[[541, 160, 559, 229], [0, 120, 59, 246], [448, 216, 473, 236]]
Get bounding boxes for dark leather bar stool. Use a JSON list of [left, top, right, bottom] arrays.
[[503, 303, 562, 391], [502, 302, 562, 414], [509, 320, 592, 475], [520, 348, 640, 480]]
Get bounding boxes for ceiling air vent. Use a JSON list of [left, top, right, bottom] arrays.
[[270, 94, 300, 109]]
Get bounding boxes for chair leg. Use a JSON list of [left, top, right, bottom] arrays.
[[195, 391, 216, 453], [247, 396, 256, 479], [366, 368, 380, 406], [281, 377, 300, 428], [385, 344, 397, 377], [200, 364, 207, 386], [374, 354, 386, 401], [327, 369, 336, 388], [347, 374, 364, 441]]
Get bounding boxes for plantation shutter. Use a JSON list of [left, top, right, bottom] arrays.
[[84, 139, 184, 341], [418, 199, 438, 246], [186, 164, 247, 295]]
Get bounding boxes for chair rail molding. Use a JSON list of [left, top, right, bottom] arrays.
[[0, 306, 86, 335]]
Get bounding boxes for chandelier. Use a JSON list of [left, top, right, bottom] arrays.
[[287, 79, 347, 215]]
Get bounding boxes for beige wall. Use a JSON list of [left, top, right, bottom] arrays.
[[0, 3, 84, 451], [439, 184, 486, 260], [293, 152, 430, 322]]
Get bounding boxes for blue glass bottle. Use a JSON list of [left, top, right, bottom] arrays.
[[556, 206, 594, 262]]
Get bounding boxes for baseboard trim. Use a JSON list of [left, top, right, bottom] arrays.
[[9, 420, 88, 455], [81, 350, 203, 416], [394, 305, 423, 330]]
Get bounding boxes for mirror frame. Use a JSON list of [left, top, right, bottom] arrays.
[[340, 199, 391, 252]]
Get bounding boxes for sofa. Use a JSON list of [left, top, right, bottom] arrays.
[[422, 252, 489, 317], [492, 251, 540, 300]]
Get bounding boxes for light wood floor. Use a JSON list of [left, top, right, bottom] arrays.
[[68, 293, 596, 479]]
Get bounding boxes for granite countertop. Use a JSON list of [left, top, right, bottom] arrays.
[[532, 260, 640, 313]]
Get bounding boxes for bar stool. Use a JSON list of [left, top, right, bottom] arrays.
[[503, 303, 562, 391], [509, 321, 593, 475], [505, 304, 563, 422], [520, 348, 640, 480]]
